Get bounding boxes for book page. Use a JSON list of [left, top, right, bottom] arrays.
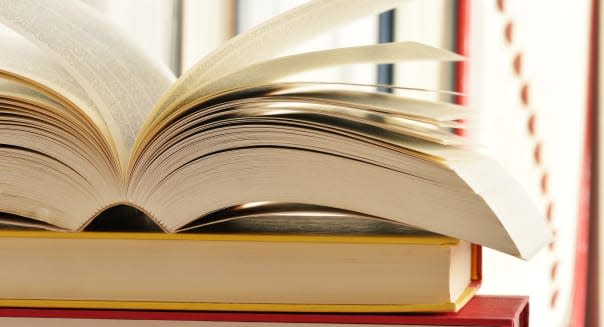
[[268, 88, 472, 123], [178, 42, 463, 109], [143, 0, 401, 135], [0, 77, 125, 230], [0, 0, 175, 167], [0, 36, 116, 158]]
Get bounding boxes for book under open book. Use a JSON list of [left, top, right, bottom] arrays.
[[0, 295, 529, 327], [0, 0, 549, 312]]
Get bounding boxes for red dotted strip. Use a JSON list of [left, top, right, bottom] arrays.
[[496, 0, 560, 308]]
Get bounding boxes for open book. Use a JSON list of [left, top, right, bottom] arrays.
[[0, 0, 549, 259]]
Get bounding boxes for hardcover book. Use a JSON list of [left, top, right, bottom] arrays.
[[0, 295, 529, 327], [0, 213, 482, 312]]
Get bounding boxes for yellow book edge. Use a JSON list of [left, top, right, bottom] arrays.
[[0, 230, 459, 245], [0, 286, 478, 313]]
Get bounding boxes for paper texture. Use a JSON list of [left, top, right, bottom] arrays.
[[144, 0, 401, 133], [0, 36, 114, 154], [178, 42, 463, 109], [0, 0, 175, 165], [0, 77, 123, 230]]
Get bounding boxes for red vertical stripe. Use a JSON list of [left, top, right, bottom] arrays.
[[454, 0, 471, 136], [571, 0, 598, 325], [454, 0, 479, 282]]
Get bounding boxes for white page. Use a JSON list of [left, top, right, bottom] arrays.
[[145, 0, 402, 132], [0, 36, 114, 153], [0, 0, 176, 165], [184, 42, 463, 106]]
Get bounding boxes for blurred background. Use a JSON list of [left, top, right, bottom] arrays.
[[2, 0, 598, 326]]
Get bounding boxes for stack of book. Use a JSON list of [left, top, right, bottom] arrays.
[[0, 0, 550, 326]]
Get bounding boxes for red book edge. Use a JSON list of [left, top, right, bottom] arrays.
[[454, 0, 470, 134], [571, 0, 598, 325], [454, 0, 471, 111], [0, 296, 528, 326], [456, 0, 485, 290]]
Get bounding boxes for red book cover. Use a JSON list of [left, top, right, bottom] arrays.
[[572, 0, 599, 325], [0, 296, 528, 326]]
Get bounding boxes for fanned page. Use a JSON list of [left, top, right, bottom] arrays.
[[133, 42, 465, 160], [0, 0, 175, 166], [173, 42, 463, 111], [142, 0, 402, 137], [0, 36, 111, 147], [0, 78, 123, 229], [0, 0, 551, 260]]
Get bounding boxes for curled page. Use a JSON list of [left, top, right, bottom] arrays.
[[0, 36, 114, 155], [183, 42, 463, 109], [269, 88, 472, 122], [448, 156, 552, 259], [0, 0, 175, 165], [146, 0, 402, 131]]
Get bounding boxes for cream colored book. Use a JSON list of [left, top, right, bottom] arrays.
[[0, 211, 480, 312], [0, 0, 551, 312]]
